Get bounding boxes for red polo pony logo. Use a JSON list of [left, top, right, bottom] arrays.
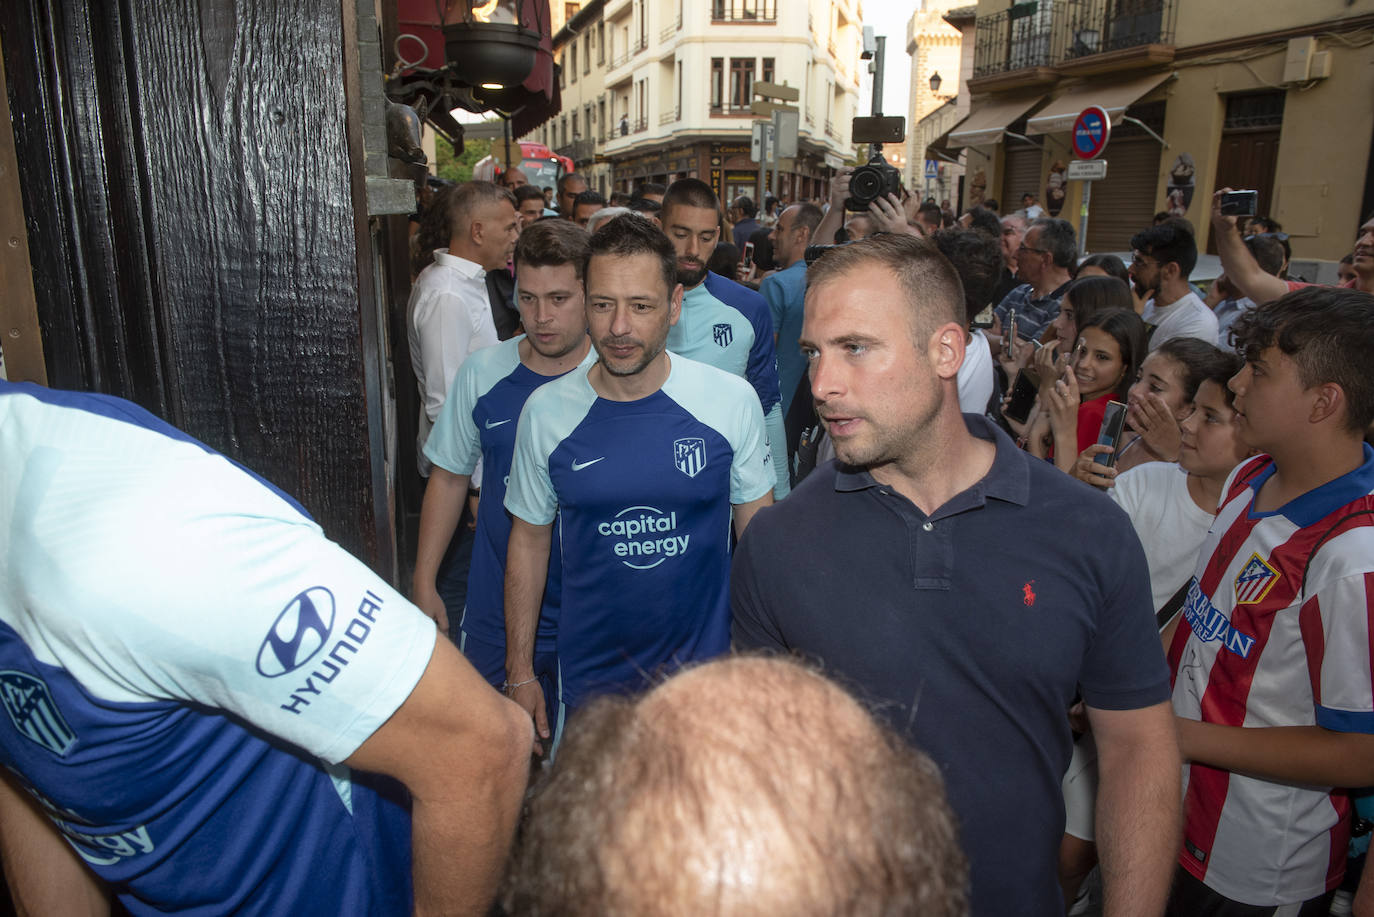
[[1022, 581, 1037, 607]]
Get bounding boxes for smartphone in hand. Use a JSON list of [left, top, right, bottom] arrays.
[[1092, 401, 1129, 467]]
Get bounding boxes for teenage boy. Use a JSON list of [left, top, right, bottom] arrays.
[[413, 220, 594, 734], [1167, 285, 1374, 914]]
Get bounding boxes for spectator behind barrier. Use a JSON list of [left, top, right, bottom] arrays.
[[503, 656, 969, 917]]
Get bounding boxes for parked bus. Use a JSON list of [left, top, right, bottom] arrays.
[[472, 141, 571, 190]]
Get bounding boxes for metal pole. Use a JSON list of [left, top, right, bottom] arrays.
[[503, 117, 513, 175], [1078, 180, 1092, 257], [871, 36, 885, 116]]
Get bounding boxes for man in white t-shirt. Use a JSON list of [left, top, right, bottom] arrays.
[[931, 227, 1001, 415], [407, 181, 520, 475], [1128, 221, 1217, 351]]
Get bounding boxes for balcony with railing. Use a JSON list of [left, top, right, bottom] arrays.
[[557, 138, 597, 165], [711, 0, 777, 23], [1057, 0, 1176, 75], [970, 0, 1176, 90], [658, 107, 680, 125]]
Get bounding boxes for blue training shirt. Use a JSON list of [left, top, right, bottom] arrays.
[[670, 272, 789, 497], [424, 337, 595, 651], [504, 354, 773, 708], [0, 381, 431, 916]]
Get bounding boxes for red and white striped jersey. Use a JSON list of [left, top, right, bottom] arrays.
[[1168, 449, 1374, 906]]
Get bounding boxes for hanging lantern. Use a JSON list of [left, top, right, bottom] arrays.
[[443, 0, 541, 90]]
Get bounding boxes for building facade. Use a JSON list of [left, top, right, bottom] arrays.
[[544, 0, 864, 205], [904, 0, 966, 194], [935, 0, 1374, 263]]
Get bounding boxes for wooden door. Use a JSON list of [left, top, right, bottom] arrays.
[[0, 0, 393, 571]]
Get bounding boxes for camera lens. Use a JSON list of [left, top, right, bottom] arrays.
[[850, 167, 882, 200]]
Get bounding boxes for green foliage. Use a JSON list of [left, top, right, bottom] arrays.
[[435, 133, 494, 182]]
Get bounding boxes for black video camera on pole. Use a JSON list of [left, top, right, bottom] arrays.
[[844, 115, 906, 212]]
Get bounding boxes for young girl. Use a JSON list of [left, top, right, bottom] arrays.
[[1058, 350, 1253, 909], [1045, 275, 1133, 357], [1031, 308, 1145, 471], [1080, 336, 1225, 478]]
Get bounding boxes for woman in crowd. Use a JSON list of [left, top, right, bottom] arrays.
[[1075, 336, 1225, 478], [1029, 308, 1145, 470]]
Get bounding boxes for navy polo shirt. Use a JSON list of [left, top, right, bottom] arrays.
[[731, 414, 1169, 917]]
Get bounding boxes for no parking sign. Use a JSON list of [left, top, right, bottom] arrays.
[[1072, 106, 1111, 159]]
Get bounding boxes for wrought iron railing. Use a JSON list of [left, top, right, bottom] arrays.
[[1061, 0, 1175, 60], [975, 0, 1175, 77]]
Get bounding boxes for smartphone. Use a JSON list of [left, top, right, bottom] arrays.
[[1006, 308, 1018, 347], [742, 241, 755, 269], [1219, 190, 1258, 217], [1092, 401, 1129, 467], [1004, 369, 1039, 426]]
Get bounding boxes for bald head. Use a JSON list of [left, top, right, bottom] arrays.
[[504, 656, 968, 917]]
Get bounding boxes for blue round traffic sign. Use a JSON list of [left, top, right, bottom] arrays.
[[1072, 106, 1111, 159]]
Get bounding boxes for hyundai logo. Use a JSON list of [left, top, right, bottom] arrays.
[[256, 587, 335, 677]]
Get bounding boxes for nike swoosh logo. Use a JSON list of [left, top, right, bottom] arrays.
[[485, 419, 512, 429], [571, 457, 605, 471]]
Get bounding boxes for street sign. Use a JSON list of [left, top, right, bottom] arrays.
[[750, 100, 798, 118], [772, 109, 799, 158], [1072, 105, 1111, 159], [1066, 159, 1107, 181], [753, 81, 799, 102], [924, 159, 938, 180], [750, 121, 768, 162]]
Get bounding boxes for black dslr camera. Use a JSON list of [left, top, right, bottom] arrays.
[[844, 115, 906, 212], [845, 150, 902, 212]]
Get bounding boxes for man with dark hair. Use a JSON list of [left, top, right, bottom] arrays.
[[916, 201, 944, 236], [1166, 286, 1374, 915], [631, 181, 665, 206], [729, 194, 760, 250], [933, 227, 1003, 414], [761, 202, 823, 415], [660, 178, 790, 498], [733, 232, 1180, 916], [513, 184, 549, 226], [843, 212, 876, 241], [993, 217, 1075, 351], [1213, 189, 1374, 299], [0, 382, 531, 916], [556, 172, 588, 218], [503, 655, 968, 917], [1022, 192, 1045, 219], [413, 221, 595, 736], [571, 189, 606, 228], [503, 215, 773, 752], [1129, 220, 1217, 350], [982, 197, 1000, 214], [1210, 234, 1285, 351]]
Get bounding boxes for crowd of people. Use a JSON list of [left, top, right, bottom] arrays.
[[2, 160, 1373, 917]]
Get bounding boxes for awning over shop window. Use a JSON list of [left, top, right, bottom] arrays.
[[1025, 71, 1174, 136], [947, 95, 1047, 149], [926, 125, 962, 163]]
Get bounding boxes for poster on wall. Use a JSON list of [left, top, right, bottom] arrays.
[[1166, 153, 1196, 217], [1045, 160, 1067, 216]]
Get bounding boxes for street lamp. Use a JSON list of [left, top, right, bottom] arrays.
[[928, 71, 956, 102]]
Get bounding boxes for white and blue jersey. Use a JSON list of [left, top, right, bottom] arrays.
[[0, 381, 434, 916], [504, 355, 772, 708], [424, 338, 594, 655], [670, 272, 789, 498]]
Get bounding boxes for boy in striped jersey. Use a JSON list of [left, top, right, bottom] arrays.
[[1167, 285, 1374, 914]]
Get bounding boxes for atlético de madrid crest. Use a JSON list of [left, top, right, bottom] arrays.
[[0, 670, 77, 756], [712, 323, 733, 348], [1234, 552, 1280, 605], [673, 437, 707, 478]]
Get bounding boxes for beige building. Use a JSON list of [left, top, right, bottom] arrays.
[[542, 0, 864, 204], [904, 0, 966, 194], [931, 0, 1374, 263]]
